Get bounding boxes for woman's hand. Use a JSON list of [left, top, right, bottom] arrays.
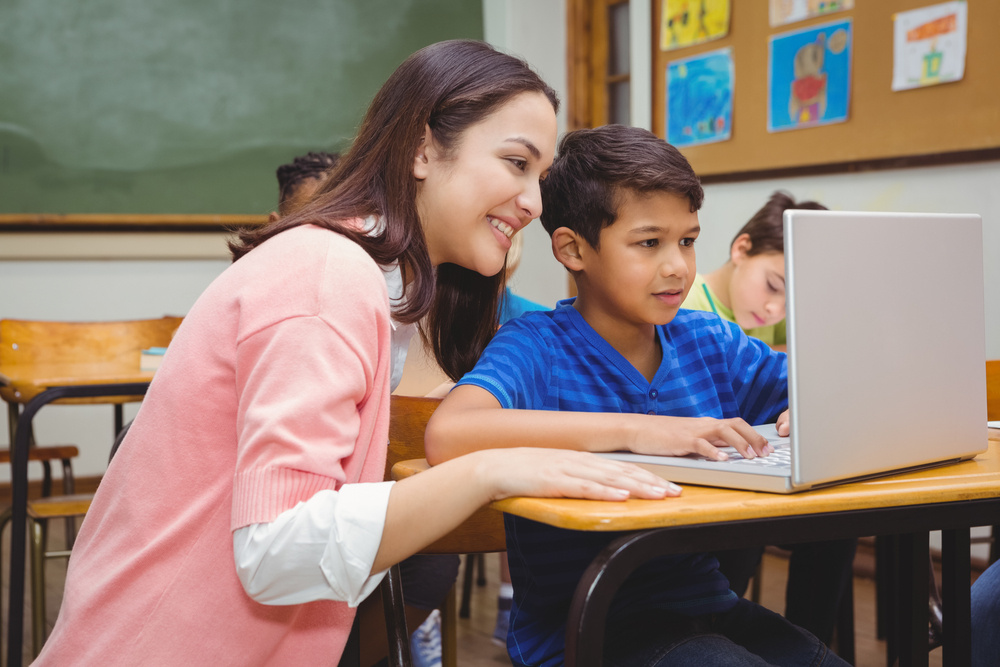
[[471, 447, 681, 503]]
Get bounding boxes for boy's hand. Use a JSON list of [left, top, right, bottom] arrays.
[[474, 448, 682, 502], [632, 416, 770, 461], [776, 409, 790, 437]]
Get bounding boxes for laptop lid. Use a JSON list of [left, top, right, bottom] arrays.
[[784, 209, 986, 488], [600, 210, 987, 493]]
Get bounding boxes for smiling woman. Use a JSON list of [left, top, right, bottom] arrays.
[[31, 40, 679, 667]]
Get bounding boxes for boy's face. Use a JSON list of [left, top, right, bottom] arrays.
[[572, 190, 699, 336]]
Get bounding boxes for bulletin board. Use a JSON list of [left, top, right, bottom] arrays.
[[652, 1, 1000, 179]]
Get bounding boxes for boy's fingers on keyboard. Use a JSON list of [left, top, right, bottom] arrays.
[[720, 419, 769, 457]]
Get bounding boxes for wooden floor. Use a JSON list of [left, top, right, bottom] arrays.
[[3, 526, 972, 666]]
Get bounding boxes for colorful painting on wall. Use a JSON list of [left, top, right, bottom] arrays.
[[768, 19, 852, 132], [666, 47, 734, 147], [769, 0, 854, 27], [891, 1, 967, 91], [660, 0, 731, 51]]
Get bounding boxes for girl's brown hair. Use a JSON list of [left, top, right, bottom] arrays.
[[229, 40, 558, 380], [735, 190, 827, 256]]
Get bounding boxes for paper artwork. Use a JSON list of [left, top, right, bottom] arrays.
[[660, 0, 731, 51], [666, 47, 734, 147], [891, 1, 967, 91], [769, 0, 854, 27], [768, 19, 852, 133]]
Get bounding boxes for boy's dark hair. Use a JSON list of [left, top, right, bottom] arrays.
[[735, 191, 827, 256], [540, 125, 703, 249], [229, 40, 558, 381], [275, 151, 341, 215]]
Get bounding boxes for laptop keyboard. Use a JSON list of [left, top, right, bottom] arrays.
[[715, 441, 791, 467]]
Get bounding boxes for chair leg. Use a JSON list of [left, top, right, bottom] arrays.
[[834, 576, 855, 664], [61, 457, 78, 549], [441, 584, 458, 667], [475, 552, 486, 587], [749, 560, 763, 603], [459, 554, 475, 619], [381, 564, 411, 667], [30, 517, 47, 658]]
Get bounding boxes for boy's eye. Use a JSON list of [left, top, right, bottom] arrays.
[[638, 239, 659, 248], [680, 237, 696, 247]]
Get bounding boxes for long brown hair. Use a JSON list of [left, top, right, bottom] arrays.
[[229, 40, 558, 380]]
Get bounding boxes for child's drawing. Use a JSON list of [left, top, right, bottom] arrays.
[[666, 47, 733, 147], [892, 1, 967, 91], [768, 19, 851, 132], [660, 0, 730, 51], [769, 0, 854, 27]]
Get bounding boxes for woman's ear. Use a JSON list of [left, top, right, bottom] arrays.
[[551, 227, 585, 272], [730, 233, 753, 264], [413, 124, 433, 180]]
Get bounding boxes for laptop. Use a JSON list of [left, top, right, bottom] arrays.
[[601, 210, 987, 493]]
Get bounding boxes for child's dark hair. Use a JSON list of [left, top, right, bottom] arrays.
[[229, 40, 558, 381], [540, 125, 703, 249], [735, 191, 827, 256], [275, 151, 341, 215]]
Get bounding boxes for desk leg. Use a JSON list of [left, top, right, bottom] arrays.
[[6, 383, 150, 667], [940, 528, 971, 667], [896, 532, 930, 667]]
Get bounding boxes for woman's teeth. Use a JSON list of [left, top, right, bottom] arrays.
[[489, 216, 513, 239]]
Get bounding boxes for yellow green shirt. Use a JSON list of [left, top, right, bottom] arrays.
[[682, 273, 786, 347]]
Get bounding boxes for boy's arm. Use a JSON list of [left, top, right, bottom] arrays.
[[425, 384, 771, 465]]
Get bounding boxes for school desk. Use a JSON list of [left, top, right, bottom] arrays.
[[393, 432, 1000, 667], [0, 361, 153, 667]]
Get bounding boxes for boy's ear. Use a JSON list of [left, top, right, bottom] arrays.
[[551, 227, 586, 272], [413, 124, 434, 180], [730, 233, 753, 264]]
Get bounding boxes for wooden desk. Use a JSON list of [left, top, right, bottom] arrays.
[[394, 433, 1000, 667], [0, 362, 154, 667]]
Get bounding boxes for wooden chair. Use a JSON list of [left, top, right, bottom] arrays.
[[354, 395, 506, 667], [0, 317, 180, 659]]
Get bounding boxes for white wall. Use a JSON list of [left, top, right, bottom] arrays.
[[483, 0, 570, 309]]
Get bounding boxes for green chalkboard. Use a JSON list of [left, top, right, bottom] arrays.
[[0, 0, 482, 214]]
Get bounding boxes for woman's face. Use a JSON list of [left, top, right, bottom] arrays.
[[413, 91, 558, 277]]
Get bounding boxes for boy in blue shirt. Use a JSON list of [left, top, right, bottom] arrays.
[[425, 125, 847, 666]]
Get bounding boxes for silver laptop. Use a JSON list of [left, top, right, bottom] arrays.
[[601, 210, 987, 493]]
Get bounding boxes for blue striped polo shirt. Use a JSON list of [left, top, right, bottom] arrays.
[[457, 299, 788, 667]]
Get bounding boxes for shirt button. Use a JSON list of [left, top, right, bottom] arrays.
[[649, 389, 658, 398]]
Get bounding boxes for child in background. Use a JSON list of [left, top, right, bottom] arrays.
[[425, 125, 846, 666], [271, 150, 341, 220], [682, 192, 856, 649], [683, 191, 825, 349]]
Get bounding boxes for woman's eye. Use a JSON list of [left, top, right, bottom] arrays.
[[508, 158, 527, 171]]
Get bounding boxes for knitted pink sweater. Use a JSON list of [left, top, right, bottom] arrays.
[[36, 225, 392, 665]]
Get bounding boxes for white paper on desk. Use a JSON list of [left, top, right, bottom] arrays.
[[989, 421, 1000, 429]]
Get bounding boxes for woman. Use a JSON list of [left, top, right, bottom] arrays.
[[36, 40, 673, 665]]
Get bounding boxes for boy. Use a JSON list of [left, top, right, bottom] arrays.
[[425, 126, 846, 666], [271, 150, 340, 220]]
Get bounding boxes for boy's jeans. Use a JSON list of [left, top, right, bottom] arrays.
[[972, 559, 1000, 667], [603, 598, 849, 667]]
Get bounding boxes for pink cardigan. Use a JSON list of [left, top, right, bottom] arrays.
[[36, 225, 392, 665]]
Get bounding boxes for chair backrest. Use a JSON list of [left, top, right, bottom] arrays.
[[0, 316, 183, 366], [988, 359, 1000, 421], [387, 394, 506, 554]]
